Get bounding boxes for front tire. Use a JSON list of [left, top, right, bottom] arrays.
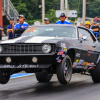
[[91, 62, 100, 83], [56, 55, 72, 85], [0, 69, 10, 84], [35, 72, 52, 82]]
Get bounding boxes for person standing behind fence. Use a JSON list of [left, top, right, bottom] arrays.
[[91, 22, 99, 33], [0, 26, 3, 40], [55, 13, 71, 25], [14, 15, 28, 38], [44, 18, 50, 24], [7, 18, 14, 39]]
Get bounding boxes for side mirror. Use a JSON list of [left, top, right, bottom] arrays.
[[79, 36, 88, 43], [82, 36, 88, 41]]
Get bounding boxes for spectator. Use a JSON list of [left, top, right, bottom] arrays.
[[14, 15, 28, 38], [0, 26, 3, 40], [16, 18, 19, 23], [14, 18, 19, 38], [91, 21, 99, 33], [7, 18, 14, 39], [98, 23, 100, 33], [74, 22, 77, 25], [84, 21, 90, 29], [80, 22, 83, 26], [55, 13, 71, 24], [90, 22, 94, 29], [44, 18, 49, 24]]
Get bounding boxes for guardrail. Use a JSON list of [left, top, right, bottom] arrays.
[[93, 32, 100, 42]]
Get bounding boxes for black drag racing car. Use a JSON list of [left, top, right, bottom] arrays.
[[0, 24, 100, 85]]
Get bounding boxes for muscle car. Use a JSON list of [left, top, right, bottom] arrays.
[[0, 24, 100, 85]]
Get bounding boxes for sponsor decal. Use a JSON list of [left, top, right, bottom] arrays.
[[84, 66, 88, 69], [4, 64, 39, 68], [56, 56, 60, 61], [82, 62, 88, 66], [87, 51, 91, 56], [76, 66, 85, 68], [72, 64, 77, 67], [72, 62, 78, 67], [62, 54, 65, 57], [77, 59, 84, 65], [88, 67, 95, 69], [57, 59, 62, 63], [75, 59, 79, 62], [76, 53, 80, 57], [61, 43, 67, 51], [72, 59, 79, 67], [82, 44, 94, 51], [72, 58, 96, 69], [57, 51, 63, 55], [63, 48, 67, 51], [56, 43, 67, 63], [68, 41, 73, 46], [56, 56, 62, 63], [73, 43, 77, 46]]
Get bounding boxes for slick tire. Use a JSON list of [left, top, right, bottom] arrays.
[[35, 72, 52, 82], [0, 69, 10, 84], [56, 55, 72, 85], [91, 61, 100, 83]]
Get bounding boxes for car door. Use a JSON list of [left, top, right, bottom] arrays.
[[78, 27, 99, 64]]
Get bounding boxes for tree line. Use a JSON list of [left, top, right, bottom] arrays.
[[11, 0, 100, 24]]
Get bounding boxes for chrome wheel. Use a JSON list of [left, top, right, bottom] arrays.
[[64, 60, 70, 80], [56, 55, 72, 85]]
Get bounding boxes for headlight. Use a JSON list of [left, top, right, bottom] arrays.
[[42, 44, 51, 53], [0, 45, 2, 53]]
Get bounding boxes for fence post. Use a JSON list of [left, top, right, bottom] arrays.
[[0, 0, 3, 27], [7, 0, 9, 15]]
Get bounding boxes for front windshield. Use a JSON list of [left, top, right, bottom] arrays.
[[22, 26, 77, 38]]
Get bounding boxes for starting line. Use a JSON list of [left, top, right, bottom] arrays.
[[10, 73, 34, 79]]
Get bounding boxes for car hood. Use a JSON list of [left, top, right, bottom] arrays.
[[0, 36, 70, 44]]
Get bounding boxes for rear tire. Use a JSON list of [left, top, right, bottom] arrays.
[[91, 62, 100, 83], [0, 69, 10, 84], [56, 55, 72, 85], [35, 72, 52, 82]]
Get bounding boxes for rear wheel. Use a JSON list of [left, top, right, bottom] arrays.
[[35, 72, 52, 82], [56, 55, 72, 85], [0, 69, 10, 84], [91, 62, 100, 83]]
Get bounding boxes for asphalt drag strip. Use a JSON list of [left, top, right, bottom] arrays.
[[0, 74, 100, 100]]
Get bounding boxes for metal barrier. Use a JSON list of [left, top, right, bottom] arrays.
[[93, 32, 100, 42], [2, 0, 19, 20]]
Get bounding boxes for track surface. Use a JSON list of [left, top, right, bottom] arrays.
[[0, 73, 100, 100]]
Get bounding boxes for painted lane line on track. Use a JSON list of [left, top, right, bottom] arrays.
[[10, 73, 34, 79]]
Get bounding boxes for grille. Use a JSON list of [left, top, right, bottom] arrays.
[[2, 44, 55, 54]]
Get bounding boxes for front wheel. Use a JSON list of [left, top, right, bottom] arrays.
[[35, 72, 52, 82], [0, 69, 10, 84], [56, 55, 72, 85]]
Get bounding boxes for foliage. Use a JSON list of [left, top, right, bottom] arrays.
[[10, 0, 100, 24]]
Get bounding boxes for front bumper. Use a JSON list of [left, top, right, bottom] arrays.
[[0, 64, 51, 68], [0, 54, 57, 68]]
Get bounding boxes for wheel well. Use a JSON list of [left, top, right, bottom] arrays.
[[67, 49, 75, 63]]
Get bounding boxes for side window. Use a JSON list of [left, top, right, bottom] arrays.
[[78, 28, 95, 42]]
